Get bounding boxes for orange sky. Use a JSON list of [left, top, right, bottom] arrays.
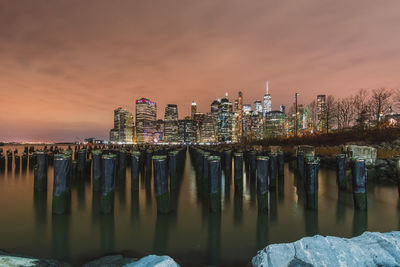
[[1, 0, 400, 142]]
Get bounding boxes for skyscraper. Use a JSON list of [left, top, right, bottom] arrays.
[[238, 91, 243, 139], [135, 98, 157, 143], [191, 101, 197, 119], [254, 100, 263, 115], [109, 107, 134, 143], [316, 94, 326, 132], [216, 93, 233, 142], [164, 104, 179, 143], [242, 104, 252, 115], [200, 113, 216, 143], [263, 81, 272, 116]]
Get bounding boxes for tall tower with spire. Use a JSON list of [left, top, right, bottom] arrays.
[[263, 81, 272, 116]]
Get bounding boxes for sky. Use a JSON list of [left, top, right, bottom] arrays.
[[1, 0, 400, 142]]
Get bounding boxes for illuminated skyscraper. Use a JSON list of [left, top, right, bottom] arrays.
[[135, 98, 157, 143], [109, 107, 134, 143], [238, 91, 243, 139], [164, 104, 178, 143], [316, 94, 326, 132], [217, 93, 233, 142], [263, 81, 272, 116], [200, 113, 216, 143], [191, 101, 197, 119], [243, 104, 252, 115], [254, 100, 263, 115], [178, 119, 196, 144]]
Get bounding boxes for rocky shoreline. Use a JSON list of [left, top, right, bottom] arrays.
[[3, 231, 400, 266]]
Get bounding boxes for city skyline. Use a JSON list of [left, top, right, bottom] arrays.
[[1, 0, 400, 141]]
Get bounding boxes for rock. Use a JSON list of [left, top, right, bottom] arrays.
[[83, 255, 137, 267], [252, 231, 400, 267], [0, 254, 71, 266], [124, 255, 180, 267]]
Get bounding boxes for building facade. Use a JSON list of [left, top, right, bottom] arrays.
[[135, 98, 157, 143], [163, 104, 179, 143], [109, 107, 134, 143]]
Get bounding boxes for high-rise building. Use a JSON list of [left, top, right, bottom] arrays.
[[200, 113, 216, 143], [216, 93, 233, 142], [109, 107, 134, 143], [238, 91, 243, 139], [178, 119, 196, 144], [135, 98, 157, 143], [191, 101, 197, 119], [243, 104, 252, 115], [263, 81, 272, 116], [265, 111, 286, 138], [193, 112, 205, 142], [254, 100, 263, 115], [316, 94, 326, 132], [163, 104, 178, 143], [154, 119, 164, 142]]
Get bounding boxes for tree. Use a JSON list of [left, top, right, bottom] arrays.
[[307, 100, 317, 132], [321, 95, 336, 134], [353, 89, 371, 130], [336, 96, 355, 131], [369, 88, 393, 128]]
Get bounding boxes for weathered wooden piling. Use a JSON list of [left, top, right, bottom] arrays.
[[269, 153, 278, 189], [248, 151, 257, 177], [297, 151, 305, 178], [101, 154, 116, 214], [145, 149, 153, 179], [7, 151, 12, 169], [52, 154, 71, 214], [234, 152, 243, 192], [168, 150, 178, 190], [208, 156, 222, 213], [304, 158, 319, 210], [256, 156, 269, 212], [34, 151, 48, 191], [233, 152, 243, 193], [77, 149, 87, 177], [396, 156, 400, 195], [153, 155, 170, 214], [0, 153, 5, 170], [277, 151, 284, 178], [14, 154, 20, 170], [202, 151, 211, 186], [118, 150, 127, 178], [336, 154, 347, 190], [92, 150, 102, 192], [352, 158, 367, 211], [130, 151, 141, 192], [224, 150, 232, 178], [22, 153, 27, 169]]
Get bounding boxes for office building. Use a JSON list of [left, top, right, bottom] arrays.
[[135, 98, 157, 143]]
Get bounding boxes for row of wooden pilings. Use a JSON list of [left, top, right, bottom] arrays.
[[189, 146, 285, 213], [296, 151, 368, 211], [0, 145, 73, 170], [29, 145, 187, 215]]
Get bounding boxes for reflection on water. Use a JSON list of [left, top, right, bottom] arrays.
[[0, 145, 399, 266]]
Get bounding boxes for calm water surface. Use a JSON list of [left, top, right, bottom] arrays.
[[0, 145, 399, 266]]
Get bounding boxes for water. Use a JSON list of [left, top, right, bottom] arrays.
[[0, 145, 399, 266]]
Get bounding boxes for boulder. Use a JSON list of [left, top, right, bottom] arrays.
[[124, 255, 180, 267], [252, 231, 400, 267]]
